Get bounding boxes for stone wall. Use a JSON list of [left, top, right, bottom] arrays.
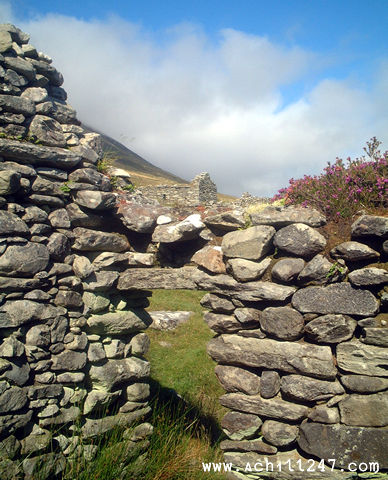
[[136, 172, 217, 206]]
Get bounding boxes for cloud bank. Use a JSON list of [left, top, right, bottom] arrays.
[[1, 5, 387, 196]]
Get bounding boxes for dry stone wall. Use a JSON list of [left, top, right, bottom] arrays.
[[0, 22, 387, 480]]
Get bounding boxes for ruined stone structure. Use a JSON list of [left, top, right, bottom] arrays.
[[0, 23, 387, 479], [136, 172, 217, 206]]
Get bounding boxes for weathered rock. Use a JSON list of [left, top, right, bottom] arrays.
[[292, 283, 378, 316], [87, 343, 106, 363], [351, 214, 388, 238], [82, 292, 110, 313], [66, 202, 104, 228], [89, 358, 150, 391], [0, 211, 28, 235], [20, 427, 51, 455], [227, 257, 271, 282], [0, 337, 24, 357], [200, 293, 235, 313], [83, 390, 120, 415], [220, 392, 308, 421], [361, 327, 388, 347], [260, 371, 280, 399], [215, 365, 260, 394], [298, 254, 347, 285], [0, 386, 27, 413], [234, 308, 261, 326], [28, 115, 67, 147], [191, 245, 226, 274], [0, 300, 53, 327], [208, 335, 336, 379], [0, 94, 35, 116], [204, 312, 242, 333], [51, 350, 87, 371], [129, 333, 150, 356], [1, 360, 30, 386], [221, 411, 262, 441], [48, 208, 71, 228], [126, 383, 150, 402], [104, 339, 125, 359], [221, 225, 275, 260], [152, 214, 205, 242], [117, 202, 159, 233], [73, 227, 130, 252], [72, 255, 94, 279], [280, 375, 345, 402], [74, 190, 116, 211], [220, 439, 277, 454], [35, 99, 77, 124], [0, 410, 33, 436], [39, 405, 80, 427], [260, 307, 304, 340], [338, 393, 388, 426], [87, 310, 151, 335], [340, 375, 388, 393], [47, 232, 70, 260], [0, 170, 20, 195], [26, 325, 50, 347], [251, 206, 326, 228], [261, 420, 298, 447], [331, 241, 380, 262], [274, 223, 326, 258], [308, 404, 340, 423], [337, 340, 388, 376], [82, 270, 119, 292], [3, 55, 36, 81], [298, 423, 388, 469], [21, 87, 48, 103], [348, 267, 388, 287], [304, 314, 357, 343], [0, 242, 50, 277], [119, 267, 198, 290], [149, 311, 192, 330], [204, 210, 246, 232]]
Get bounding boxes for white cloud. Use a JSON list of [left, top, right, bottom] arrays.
[[1, 6, 387, 196]]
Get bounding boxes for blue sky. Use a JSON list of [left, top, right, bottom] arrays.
[[1, 0, 388, 196]]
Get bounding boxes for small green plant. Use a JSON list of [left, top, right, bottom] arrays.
[[122, 183, 136, 193], [326, 261, 346, 280], [60, 181, 73, 193], [109, 175, 118, 189]]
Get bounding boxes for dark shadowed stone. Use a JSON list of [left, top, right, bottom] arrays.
[[274, 223, 326, 258], [260, 307, 304, 340], [51, 351, 87, 371], [0, 170, 20, 195], [280, 375, 345, 402], [74, 190, 116, 211], [3, 56, 36, 81], [261, 420, 298, 447], [292, 283, 378, 316], [227, 257, 271, 282], [337, 340, 388, 377], [68, 168, 106, 186], [0, 139, 81, 169], [221, 225, 275, 260], [298, 423, 388, 469], [208, 335, 336, 379], [340, 375, 388, 393], [47, 232, 70, 260], [221, 411, 262, 441], [271, 257, 305, 283], [66, 203, 105, 228], [351, 215, 388, 238], [220, 392, 308, 421], [0, 386, 27, 413], [0, 242, 49, 276], [54, 291, 83, 309], [82, 271, 119, 292], [298, 255, 347, 285], [215, 365, 260, 394], [0, 276, 42, 291], [204, 312, 241, 333], [87, 310, 151, 334], [0, 410, 33, 436], [361, 327, 388, 347], [192, 245, 226, 274], [200, 293, 235, 313], [73, 227, 130, 252], [2, 360, 30, 386], [251, 206, 326, 228], [89, 358, 150, 391], [304, 314, 357, 343], [116, 202, 159, 234], [331, 241, 380, 262], [28, 115, 66, 147], [118, 267, 198, 290], [220, 439, 277, 454], [0, 94, 35, 115], [0, 211, 28, 235], [204, 210, 246, 232], [339, 393, 388, 426], [260, 371, 280, 399], [348, 267, 388, 287]]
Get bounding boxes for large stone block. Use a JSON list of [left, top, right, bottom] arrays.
[[86, 310, 151, 335], [0, 242, 49, 277], [118, 267, 198, 290], [72, 227, 130, 252], [251, 206, 326, 228], [280, 375, 345, 402], [338, 393, 388, 426], [274, 223, 326, 258], [221, 225, 275, 260], [89, 358, 150, 391], [337, 340, 388, 377]]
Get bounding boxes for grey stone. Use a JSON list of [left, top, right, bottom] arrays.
[[104, 339, 125, 359], [0, 170, 20, 195], [32, 176, 63, 195], [82, 271, 119, 292], [20, 87, 48, 103], [73, 227, 130, 252], [0, 139, 81, 169], [251, 206, 326, 228], [191, 245, 226, 274], [87, 343, 106, 363], [152, 214, 205, 242], [51, 350, 87, 371], [220, 439, 277, 454], [261, 420, 298, 447], [337, 340, 388, 376], [208, 335, 336, 379], [0, 409, 32, 436], [0, 211, 28, 235], [0, 300, 52, 327], [149, 311, 192, 330], [227, 257, 271, 282], [221, 411, 262, 441], [215, 365, 260, 394], [331, 241, 380, 262], [280, 375, 345, 402], [56, 372, 84, 383], [48, 208, 71, 228], [87, 310, 151, 334], [0, 93, 35, 115], [28, 384, 63, 399], [47, 232, 70, 260], [29, 193, 65, 208], [83, 390, 120, 415], [26, 324, 50, 347], [22, 205, 48, 223], [260, 371, 280, 399], [3, 55, 36, 81], [0, 434, 20, 459], [21, 427, 51, 455], [82, 291, 110, 313], [260, 306, 304, 340], [28, 114, 67, 147], [220, 392, 308, 421], [204, 312, 242, 333], [0, 242, 49, 276], [126, 383, 150, 402], [117, 202, 159, 233], [66, 202, 105, 228], [351, 214, 388, 238], [119, 267, 198, 290], [0, 336, 24, 357], [66, 332, 88, 351], [348, 267, 388, 287], [0, 386, 27, 413], [91, 251, 128, 270], [129, 333, 150, 356], [298, 423, 388, 469], [54, 290, 83, 308], [1, 361, 30, 386], [221, 225, 275, 260], [308, 404, 340, 423], [200, 293, 235, 313], [340, 375, 388, 393], [39, 405, 80, 427], [361, 327, 388, 347], [74, 190, 116, 211], [0, 30, 12, 53], [68, 168, 107, 187], [292, 283, 378, 316], [204, 210, 246, 231], [304, 314, 357, 343], [339, 392, 388, 426], [274, 223, 326, 257], [126, 252, 155, 267], [298, 254, 347, 285], [89, 357, 150, 391]]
